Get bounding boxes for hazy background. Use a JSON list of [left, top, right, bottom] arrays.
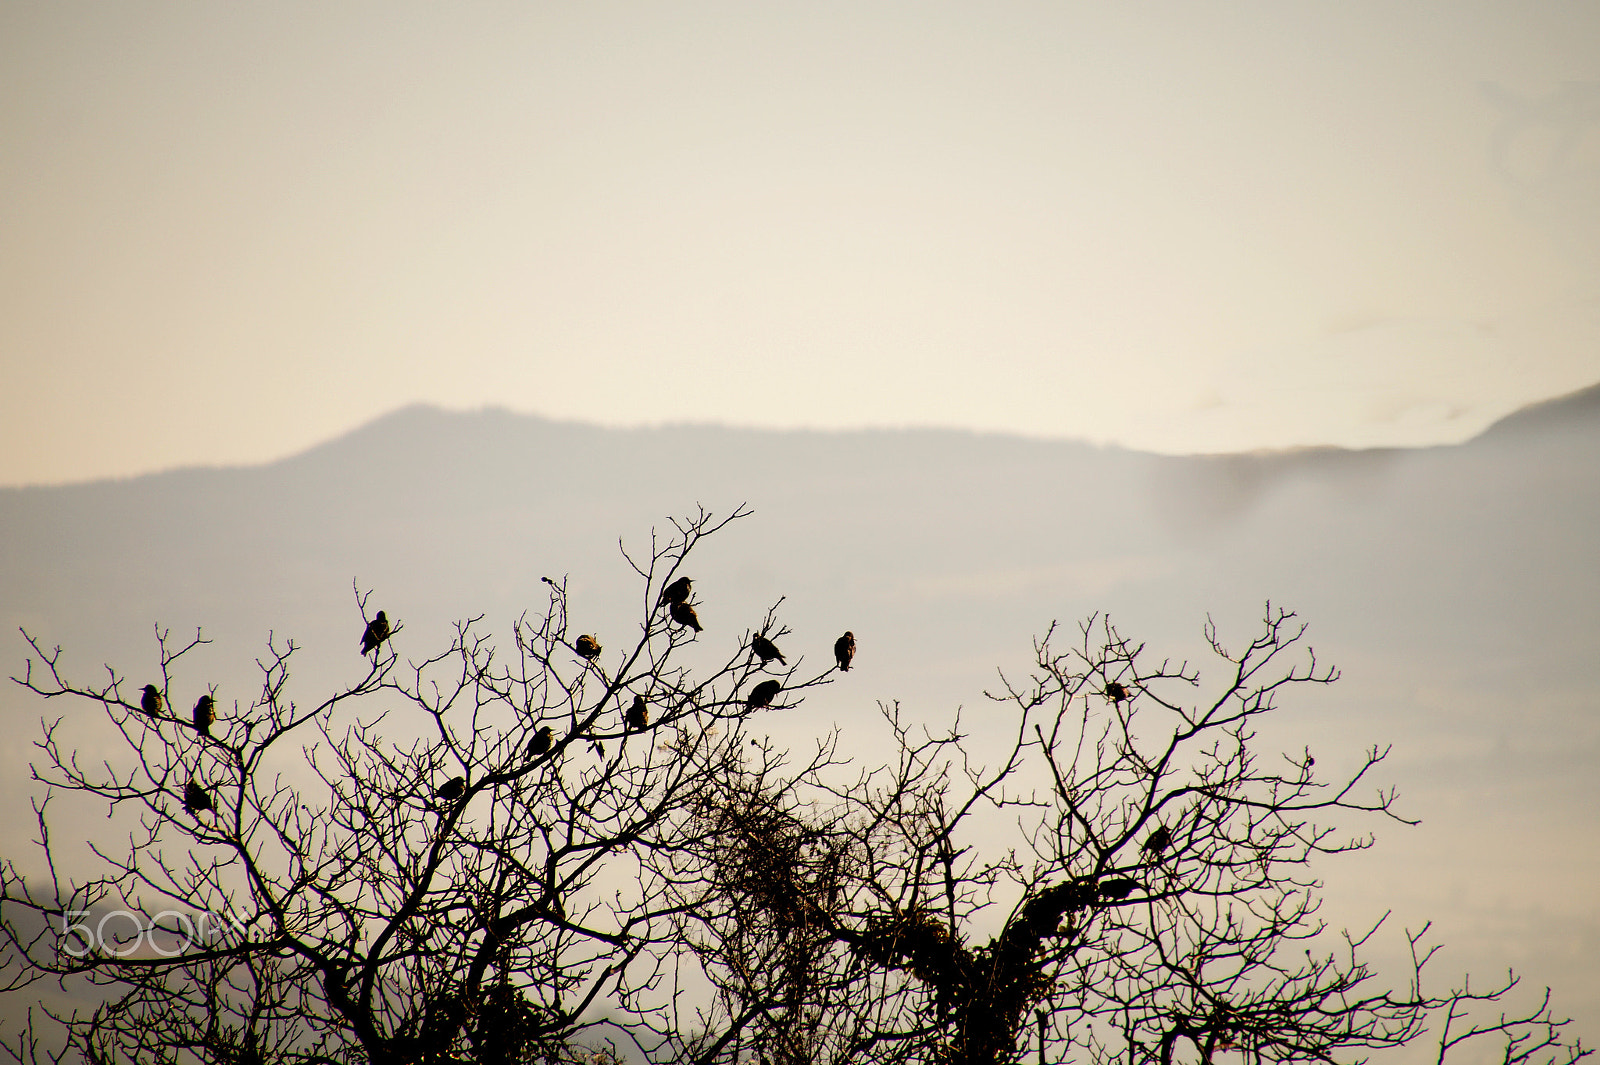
[[3, 1, 1600, 485], [2, 2, 1597, 1056], [2, 391, 1598, 1050]]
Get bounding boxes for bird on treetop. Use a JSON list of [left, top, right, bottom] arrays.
[[1105, 681, 1129, 705], [747, 679, 782, 710], [1097, 878, 1138, 901], [140, 684, 164, 718], [192, 694, 216, 736], [660, 576, 693, 606], [625, 695, 649, 731], [183, 779, 213, 816], [435, 776, 466, 802], [361, 604, 392, 655], [835, 632, 856, 672], [751, 634, 785, 665], [670, 601, 702, 632], [574, 634, 602, 659], [361, 611, 390, 656], [527, 726, 553, 758], [1143, 825, 1171, 861]]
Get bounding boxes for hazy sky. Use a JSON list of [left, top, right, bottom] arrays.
[[3, 2, 1599, 486]]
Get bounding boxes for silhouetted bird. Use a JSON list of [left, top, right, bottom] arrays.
[[670, 601, 702, 632], [361, 611, 391, 656], [527, 726, 553, 759], [660, 576, 693, 606], [835, 632, 856, 672], [183, 779, 213, 816], [1105, 681, 1129, 705], [751, 634, 785, 665], [1098, 878, 1138, 900], [435, 776, 466, 802], [192, 694, 216, 736], [747, 679, 782, 710], [139, 684, 164, 718], [625, 695, 648, 731], [574, 634, 602, 659], [1143, 825, 1171, 861]]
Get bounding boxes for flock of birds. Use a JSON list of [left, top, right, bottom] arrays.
[[132, 684, 218, 815], [517, 576, 858, 799], [143, 577, 1145, 848], [141, 578, 862, 818], [430, 575, 861, 804], [132, 612, 396, 818], [568, 576, 855, 721]]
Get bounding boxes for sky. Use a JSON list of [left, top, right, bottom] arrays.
[[3, 2, 1599, 487]]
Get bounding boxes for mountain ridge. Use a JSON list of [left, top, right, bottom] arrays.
[[6, 377, 1598, 495]]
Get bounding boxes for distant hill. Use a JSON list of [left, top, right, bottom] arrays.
[[3, 382, 1597, 1043], [1471, 379, 1600, 440]]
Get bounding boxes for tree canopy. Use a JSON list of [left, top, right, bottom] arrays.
[[1, 508, 1588, 1065]]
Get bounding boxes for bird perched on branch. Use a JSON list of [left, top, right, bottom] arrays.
[[660, 576, 693, 606], [435, 776, 466, 803], [183, 779, 213, 816], [835, 632, 856, 672], [1105, 681, 1129, 705], [747, 679, 782, 710], [751, 634, 785, 666], [670, 601, 702, 632], [625, 695, 649, 731], [192, 694, 216, 736], [361, 611, 390, 656], [139, 684, 164, 718], [1097, 878, 1138, 901], [527, 726, 553, 759], [1143, 825, 1171, 863], [574, 634, 602, 659]]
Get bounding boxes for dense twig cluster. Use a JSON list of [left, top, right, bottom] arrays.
[[0, 507, 1588, 1065]]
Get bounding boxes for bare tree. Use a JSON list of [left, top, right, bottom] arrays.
[[1, 508, 1588, 1065]]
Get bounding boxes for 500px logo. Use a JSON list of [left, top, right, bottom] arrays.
[[59, 909, 243, 958]]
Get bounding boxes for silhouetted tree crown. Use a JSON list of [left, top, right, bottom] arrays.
[[1, 507, 1588, 1065]]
